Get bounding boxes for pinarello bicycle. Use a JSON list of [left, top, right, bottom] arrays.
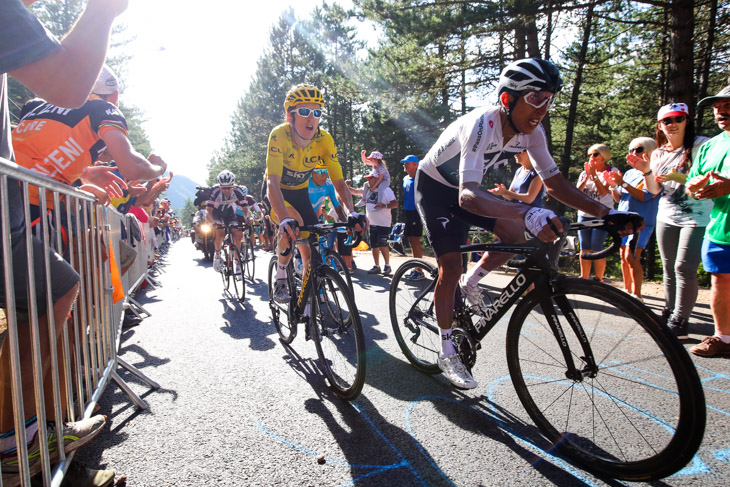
[[389, 215, 705, 481]]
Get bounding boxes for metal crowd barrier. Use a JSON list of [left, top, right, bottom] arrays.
[[0, 158, 159, 487]]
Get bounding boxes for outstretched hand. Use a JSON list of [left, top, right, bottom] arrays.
[[82, 165, 127, 198], [691, 171, 730, 199]]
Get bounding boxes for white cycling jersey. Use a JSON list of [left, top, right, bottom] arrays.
[[419, 104, 560, 188]]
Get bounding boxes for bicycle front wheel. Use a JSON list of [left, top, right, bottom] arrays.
[[267, 256, 296, 344], [323, 248, 353, 294], [229, 244, 245, 303], [389, 259, 441, 374], [506, 278, 705, 481], [312, 266, 365, 400]]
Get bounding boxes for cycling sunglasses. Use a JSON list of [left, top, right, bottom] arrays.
[[314, 169, 328, 175], [522, 91, 556, 109], [661, 116, 686, 125], [290, 107, 322, 118]]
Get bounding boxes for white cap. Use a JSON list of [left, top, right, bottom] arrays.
[[92, 65, 119, 95]]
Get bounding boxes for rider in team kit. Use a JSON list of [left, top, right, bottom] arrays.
[[265, 84, 363, 303], [207, 170, 248, 273], [415, 58, 641, 389]]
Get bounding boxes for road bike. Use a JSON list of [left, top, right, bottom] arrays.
[[388, 216, 705, 481], [219, 220, 245, 303], [268, 223, 365, 400]]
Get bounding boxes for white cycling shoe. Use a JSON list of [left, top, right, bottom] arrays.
[[438, 353, 478, 389], [459, 275, 483, 307]]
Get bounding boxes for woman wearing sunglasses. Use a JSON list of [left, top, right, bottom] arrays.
[[605, 138, 661, 302], [628, 103, 711, 338], [575, 143, 617, 282]]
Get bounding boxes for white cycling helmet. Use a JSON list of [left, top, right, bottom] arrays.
[[217, 170, 236, 187]]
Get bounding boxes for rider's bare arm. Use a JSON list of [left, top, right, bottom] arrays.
[[332, 178, 355, 215], [459, 182, 531, 220]]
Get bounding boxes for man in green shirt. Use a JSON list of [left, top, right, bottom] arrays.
[[686, 85, 730, 357]]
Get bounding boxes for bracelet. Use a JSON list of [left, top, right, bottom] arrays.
[[642, 169, 652, 176]]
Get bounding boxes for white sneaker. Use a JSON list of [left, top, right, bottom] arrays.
[[438, 353, 478, 389], [213, 253, 222, 272], [459, 275, 483, 307]]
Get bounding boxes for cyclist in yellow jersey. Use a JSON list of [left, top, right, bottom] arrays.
[[266, 84, 364, 303]]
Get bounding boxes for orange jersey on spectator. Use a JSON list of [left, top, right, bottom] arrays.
[[12, 97, 128, 204]]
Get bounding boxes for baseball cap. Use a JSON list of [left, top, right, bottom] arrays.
[[400, 155, 418, 164], [367, 151, 383, 160], [92, 65, 120, 95], [697, 85, 730, 108], [364, 173, 376, 179], [657, 103, 689, 121]]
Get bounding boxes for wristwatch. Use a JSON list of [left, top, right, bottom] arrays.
[[621, 182, 629, 188]]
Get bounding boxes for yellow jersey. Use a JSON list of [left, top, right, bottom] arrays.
[[265, 123, 343, 190]]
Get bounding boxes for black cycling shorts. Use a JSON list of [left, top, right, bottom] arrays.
[[415, 171, 495, 258], [280, 187, 318, 227]]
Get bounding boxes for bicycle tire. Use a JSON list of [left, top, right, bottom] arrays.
[[506, 277, 705, 481], [221, 245, 231, 290], [229, 244, 245, 303], [323, 248, 353, 293], [312, 266, 366, 400], [267, 256, 296, 344], [388, 259, 441, 374]]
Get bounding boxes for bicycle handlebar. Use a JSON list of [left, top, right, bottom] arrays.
[[571, 213, 643, 260]]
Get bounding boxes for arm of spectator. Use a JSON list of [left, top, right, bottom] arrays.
[[385, 198, 398, 209], [80, 165, 127, 198], [10, 0, 128, 108], [125, 181, 148, 198], [102, 130, 167, 181], [79, 183, 110, 206], [655, 168, 687, 184]]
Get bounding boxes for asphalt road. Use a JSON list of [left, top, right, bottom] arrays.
[[77, 240, 730, 486]]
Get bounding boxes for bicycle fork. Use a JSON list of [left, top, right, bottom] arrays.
[[537, 283, 598, 382]]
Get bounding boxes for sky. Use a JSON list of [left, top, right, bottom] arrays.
[[116, 0, 359, 185]]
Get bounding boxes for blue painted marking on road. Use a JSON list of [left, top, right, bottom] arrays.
[[713, 448, 730, 463], [351, 403, 428, 486], [671, 456, 711, 477], [404, 395, 458, 487], [484, 376, 604, 487]]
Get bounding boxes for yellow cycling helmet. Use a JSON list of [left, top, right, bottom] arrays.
[[284, 84, 324, 112]]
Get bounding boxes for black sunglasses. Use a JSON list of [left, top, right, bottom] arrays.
[[661, 116, 686, 125], [629, 146, 645, 154]]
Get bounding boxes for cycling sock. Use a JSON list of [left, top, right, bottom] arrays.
[[465, 266, 489, 287], [715, 334, 730, 344], [440, 329, 456, 357], [276, 263, 287, 279]]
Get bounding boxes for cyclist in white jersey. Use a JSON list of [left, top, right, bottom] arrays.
[[416, 58, 642, 390]]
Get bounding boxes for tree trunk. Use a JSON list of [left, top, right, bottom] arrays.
[[666, 0, 695, 115], [561, 5, 594, 176], [696, 0, 717, 128]]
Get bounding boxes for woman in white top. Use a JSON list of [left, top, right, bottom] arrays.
[[637, 103, 711, 338], [576, 143, 619, 282]]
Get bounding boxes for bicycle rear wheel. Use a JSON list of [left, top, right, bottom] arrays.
[[506, 277, 705, 481], [389, 259, 441, 374], [242, 241, 255, 281], [267, 256, 296, 344], [312, 266, 366, 400], [323, 248, 352, 293]]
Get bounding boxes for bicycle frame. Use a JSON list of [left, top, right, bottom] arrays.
[[407, 237, 599, 381]]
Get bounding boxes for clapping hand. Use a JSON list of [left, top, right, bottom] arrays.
[[688, 171, 730, 199]]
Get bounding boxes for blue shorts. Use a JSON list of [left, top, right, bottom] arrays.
[[701, 239, 730, 274], [577, 214, 609, 252], [621, 225, 655, 250]]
